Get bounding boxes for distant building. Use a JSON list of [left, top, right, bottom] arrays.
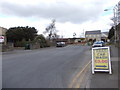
[[101, 32, 109, 42], [0, 26, 7, 45], [56, 38, 69, 44], [85, 30, 101, 42], [56, 37, 85, 44]]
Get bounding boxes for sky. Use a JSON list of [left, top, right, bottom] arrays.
[[0, 0, 120, 38]]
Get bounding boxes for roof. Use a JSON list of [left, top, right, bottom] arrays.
[[85, 30, 101, 35], [102, 32, 109, 35], [101, 32, 109, 37], [0, 26, 7, 30], [0, 26, 7, 35], [56, 38, 68, 42]]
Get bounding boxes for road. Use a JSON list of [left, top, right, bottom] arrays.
[[2, 45, 91, 88]]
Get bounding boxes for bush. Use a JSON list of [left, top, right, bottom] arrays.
[[13, 34, 51, 48], [14, 40, 26, 47], [14, 39, 34, 47], [34, 35, 50, 48]]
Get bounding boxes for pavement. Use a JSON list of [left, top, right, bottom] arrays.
[[0, 51, 2, 90], [84, 45, 119, 89], [2, 46, 56, 55]]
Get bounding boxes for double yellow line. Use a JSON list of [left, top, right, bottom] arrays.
[[68, 60, 92, 88]]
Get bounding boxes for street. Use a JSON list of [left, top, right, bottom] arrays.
[[2, 45, 91, 88]]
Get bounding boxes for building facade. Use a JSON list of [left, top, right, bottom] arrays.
[[85, 30, 101, 42], [101, 32, 109, 42]]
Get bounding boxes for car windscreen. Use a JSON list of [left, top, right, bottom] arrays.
[[94, 42, 102, 44]]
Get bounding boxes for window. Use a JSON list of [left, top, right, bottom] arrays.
[[93, 35, 96, 38], [97, 35, 100, 37], [89, 35, 91, 37], [86, 35, 88, 37]]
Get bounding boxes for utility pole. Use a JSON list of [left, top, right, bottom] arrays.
[[82, 29, 85, 38]]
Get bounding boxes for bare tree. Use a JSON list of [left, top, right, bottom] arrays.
[[44, 19, 58, 41], [73, 32, 76, 38]]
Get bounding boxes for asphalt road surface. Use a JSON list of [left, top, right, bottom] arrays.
[[2, 45, 91, 88]]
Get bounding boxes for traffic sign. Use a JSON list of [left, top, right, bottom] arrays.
[[92, 47, 112, 74], [0, 36, 4, 43]]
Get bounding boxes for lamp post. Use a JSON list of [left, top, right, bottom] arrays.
[[113, 6, 118, 45], [104, 5, 118, 45]]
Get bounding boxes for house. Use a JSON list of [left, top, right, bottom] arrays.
[[0, 26, 7, 45], [56, 38, 69, 44], [85, 30, 101, 42], [101, 32, 109, 42]]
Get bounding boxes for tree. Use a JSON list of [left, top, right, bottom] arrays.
[[108, 26, 115, 40], [73, 32, 76, 38], [6, 26, 38, 43], [35, 34, 49, 47], [44, 19, 58, 40], [35, 34, 46, 43], [116, 23, 120, 41]]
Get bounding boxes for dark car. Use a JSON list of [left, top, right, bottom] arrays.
[[56, 42, 65, 47]]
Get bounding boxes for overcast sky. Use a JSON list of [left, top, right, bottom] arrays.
[[0, 0, 120, 38]]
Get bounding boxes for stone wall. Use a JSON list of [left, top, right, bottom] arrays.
[[1, 43, 14, 52], [115, 41, 120, 47]]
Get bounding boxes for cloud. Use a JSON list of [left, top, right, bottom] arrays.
[[0, 0, 112, 24], [0, 0, 120, 38]]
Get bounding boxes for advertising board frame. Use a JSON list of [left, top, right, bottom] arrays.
[[92, 46, 112, 74]]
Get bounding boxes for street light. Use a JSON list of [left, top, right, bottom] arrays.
[[104, 5, 118, 44]]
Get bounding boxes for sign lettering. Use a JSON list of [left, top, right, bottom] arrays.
[[92, 47, 112, 74]]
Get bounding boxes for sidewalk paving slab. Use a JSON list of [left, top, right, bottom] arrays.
[[85, 45, 119, 89]]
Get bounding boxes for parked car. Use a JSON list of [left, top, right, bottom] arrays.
[[100, 41, 105, 46], [92, 41, 104, 47], [56, 42, 65, 47]]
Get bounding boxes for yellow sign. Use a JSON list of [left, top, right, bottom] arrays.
[[93, 48, 109, 70]]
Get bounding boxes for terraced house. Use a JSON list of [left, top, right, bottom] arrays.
[[85, 30, 101, 42]]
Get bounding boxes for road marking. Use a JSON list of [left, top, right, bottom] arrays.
[[75, 63, 91, 88], [68, 60, 92, 88]]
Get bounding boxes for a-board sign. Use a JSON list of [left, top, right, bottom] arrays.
[[92, 46, 112, 74]]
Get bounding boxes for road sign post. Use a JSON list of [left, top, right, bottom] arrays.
[[92, 47, 112, 74]]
